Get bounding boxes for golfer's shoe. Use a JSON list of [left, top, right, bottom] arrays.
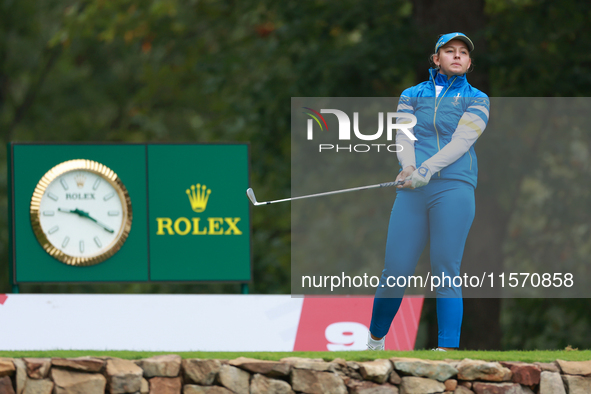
[[367, 332, 385, 351]]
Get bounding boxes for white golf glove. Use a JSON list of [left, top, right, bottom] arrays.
[[410, 165, 432, 188]]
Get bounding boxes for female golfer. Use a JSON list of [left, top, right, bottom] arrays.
[[367, 33, 490, 351]]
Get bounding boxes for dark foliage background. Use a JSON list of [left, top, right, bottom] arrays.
[[1, 0, 590, 350]]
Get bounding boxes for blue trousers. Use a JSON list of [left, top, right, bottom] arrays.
[[369, 179, 475, 348]]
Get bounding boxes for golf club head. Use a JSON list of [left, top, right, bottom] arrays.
[[246, 188, 259, 205]]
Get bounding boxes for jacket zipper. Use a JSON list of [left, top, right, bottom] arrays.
[[432, 75, 457, 177]]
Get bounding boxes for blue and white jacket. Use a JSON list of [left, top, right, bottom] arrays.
[[396, 68, 490, 188]]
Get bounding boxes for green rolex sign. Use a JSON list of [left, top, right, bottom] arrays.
[[147, 144, 251, 281], [8, 143, 251, 284]]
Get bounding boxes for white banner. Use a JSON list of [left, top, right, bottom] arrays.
[[0, 294, 422, 351], [0, 294, 303, 351]]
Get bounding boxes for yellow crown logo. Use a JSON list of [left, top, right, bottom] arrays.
[[74, 173, 86, 188], [186, 183, 211, 212]]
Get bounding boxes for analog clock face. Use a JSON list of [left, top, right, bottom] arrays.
[[30, 160, 132, 266]]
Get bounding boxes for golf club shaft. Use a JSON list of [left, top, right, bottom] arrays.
[[248, 180, 406, 205]]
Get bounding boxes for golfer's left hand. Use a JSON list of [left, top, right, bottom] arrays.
[[396, 166, 415, 189], [410, 165, 432, 188]]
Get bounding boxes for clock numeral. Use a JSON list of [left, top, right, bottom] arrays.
[[94, 237, 102, 248], [48, 226, 59, 234], [108, 211, 120, 216], [48, 192, 59, 201], [80, 240, 85, 253], [60, 179, 69, 190], [43, 211, 55, 216], [62, 237, 70, 248], [93, 179, 101, 190], [103, 192, 115, 201]]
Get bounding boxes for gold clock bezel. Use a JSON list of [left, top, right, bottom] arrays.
[[30, 159, 133, 267]]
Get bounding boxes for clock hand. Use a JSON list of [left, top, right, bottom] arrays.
[[88, 217, 116, 234], [73, 209, 115, 234], [58, 207, 115, 234]]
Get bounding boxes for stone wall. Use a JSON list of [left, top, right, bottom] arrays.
[[0, 355, 589, 394]]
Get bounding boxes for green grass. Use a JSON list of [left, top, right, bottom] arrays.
[[1, 350, 590, 363]]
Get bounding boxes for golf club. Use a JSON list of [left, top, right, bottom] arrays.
[[246, 179, 407, 206]]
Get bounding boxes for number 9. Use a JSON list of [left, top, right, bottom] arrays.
[[325, 322, 369, 351]]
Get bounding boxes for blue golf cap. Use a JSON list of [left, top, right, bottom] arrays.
[[435, 32, 474, 53]]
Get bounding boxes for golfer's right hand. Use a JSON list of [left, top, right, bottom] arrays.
[[396, 166, 415, 189]]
